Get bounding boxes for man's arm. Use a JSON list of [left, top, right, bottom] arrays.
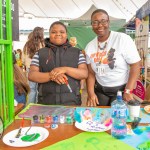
[[52, 63, 88, 80], [28, 63, 88, 83], [123, 61, 141, 101], [28, 65, 50, 83], [86, 64, 99, 106]]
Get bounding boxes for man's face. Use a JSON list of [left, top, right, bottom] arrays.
[[91, 12, 109, 37], [50, 24, 67, 45]]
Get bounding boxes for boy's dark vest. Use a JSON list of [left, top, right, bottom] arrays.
[[38, 46, 81, 105]]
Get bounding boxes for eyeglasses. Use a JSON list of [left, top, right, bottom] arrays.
[[91, 20, 109, 26]]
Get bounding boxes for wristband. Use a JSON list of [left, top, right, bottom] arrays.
[[124, 89, 133, 94]]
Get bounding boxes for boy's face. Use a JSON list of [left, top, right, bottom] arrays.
[[50, 24, 67, 45]]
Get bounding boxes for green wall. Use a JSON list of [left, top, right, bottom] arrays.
[[62, 19, 126, 49]]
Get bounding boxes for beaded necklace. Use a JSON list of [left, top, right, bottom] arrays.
[[97, 41, 107, 51], [96, 40, 108, 64]]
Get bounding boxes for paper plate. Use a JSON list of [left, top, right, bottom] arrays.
[[3, 126, 49, 147], [144, 105, 150, 113], [75, 120, 112, 132]]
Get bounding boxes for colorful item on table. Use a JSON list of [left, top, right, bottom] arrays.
[[127, 124, 135, 135], [74, 110, 82, 123], [144, 105, 150, 113], [66, 115, 73, 124], [17, 105, 75, 121], [74, 107, 112, 132], [44, 123, 51, 128], [131, 117, 141, 129], [137, 140, 150, 150], [74, 107, 111, 123], [39, 115, 45, 123], [103, 118, 112, 127], [25, 126, 32, 135], [32, 115, 39, 124], [21, 117, 24, 127], [64, 78, 72, 93], [45, 115, 52, 124], [9, 140, 15, 143], [21, 133, 40, 142], [59, 115, 65, 124], [30, 114, 74, 125], [51, 124, 58, 129], [3, 127, 49, 147], [53, 115, 58, 123], [15, 117, 24, 138], [133, 126, 150, 135]]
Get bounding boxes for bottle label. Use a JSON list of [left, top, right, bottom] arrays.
[[112, 108, 127, 118], [119, 109, 126, 117]]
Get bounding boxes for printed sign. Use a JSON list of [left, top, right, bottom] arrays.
[[133, 80, 145, 101]]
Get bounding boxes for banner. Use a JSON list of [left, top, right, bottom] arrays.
[[133, 80, 145, 102], [135, 15, 149, 88], [2, 0, 19, 41], [135, 16, 149, 67]]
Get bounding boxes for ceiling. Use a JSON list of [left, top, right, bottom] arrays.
[[19, 0, 148, 21]]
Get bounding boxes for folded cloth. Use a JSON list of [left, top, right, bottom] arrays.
[[137, 140, 150, 150]]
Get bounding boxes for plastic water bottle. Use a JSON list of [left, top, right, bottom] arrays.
[[111, 91, 127, 139]]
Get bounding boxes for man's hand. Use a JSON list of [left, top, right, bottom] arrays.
[[123, 93, 134, 102], [52, 67, 67, 77], [53, 74, 68, 85], [87, 93, 99, 107], [49, 67, 67, 81]]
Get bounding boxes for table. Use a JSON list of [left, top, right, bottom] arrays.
[[0, 119, 84, 150], [14, 103, 24, 116], [0, 106, 147, 150]]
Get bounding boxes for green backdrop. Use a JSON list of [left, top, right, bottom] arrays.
[[61, 19, 126, 49]]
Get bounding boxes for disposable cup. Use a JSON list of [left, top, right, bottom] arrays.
[[128, 100, 141, 121]]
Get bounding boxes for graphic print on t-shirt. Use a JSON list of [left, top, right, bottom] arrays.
[[107, 48, 116, 69], [90, 47, 116, 69]]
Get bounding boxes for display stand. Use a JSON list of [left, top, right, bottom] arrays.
[[135, 1, 150, 101]]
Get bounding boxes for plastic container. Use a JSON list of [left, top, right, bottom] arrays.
[[111, 91, 127, 139]]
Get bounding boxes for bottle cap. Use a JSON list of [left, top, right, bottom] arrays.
[[117, 91, 122, 96], [117, 91, 122, 101]]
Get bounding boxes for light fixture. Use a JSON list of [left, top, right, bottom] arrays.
[[23, 13, 35, 19]]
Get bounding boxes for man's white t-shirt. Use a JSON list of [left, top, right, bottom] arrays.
[[85, 31, 141, 87]]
